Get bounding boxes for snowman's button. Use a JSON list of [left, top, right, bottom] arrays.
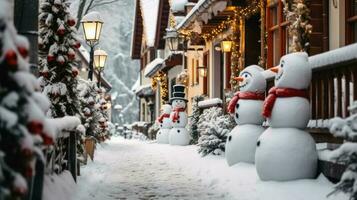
[[177, 130, 180, 133], [228, 135, 232, 141], [160, 125, 162, 127], [177, 120, 180, 123], [257, 140, 261, 146], [235, 113, 239, 118], [236, 103, 239, 109]]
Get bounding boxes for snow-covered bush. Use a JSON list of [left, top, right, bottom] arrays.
[[197, 107, 235, 156], [329, 101, 357, 199], [0, 4, 54, 198], [38, 0, 82, 118], [148, 122, 160, 139], [188, 95, 204, 144]]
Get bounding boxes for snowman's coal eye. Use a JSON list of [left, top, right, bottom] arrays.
[[241, 72, 250, 78], [281, 60, 285, 68]]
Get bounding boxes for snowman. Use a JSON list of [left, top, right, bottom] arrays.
[[225, 65, 266, 166], [168, 84, 190, 145], [255, 52, 317, 181], [156, 104, 172, 144]]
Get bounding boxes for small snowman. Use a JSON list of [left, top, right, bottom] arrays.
[[156, 104, 172, 144], [225, 65, 266, 166], [168, 84, 190, 145], [255, 52, 317, 181]]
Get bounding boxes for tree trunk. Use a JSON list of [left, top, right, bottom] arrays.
[[76, 0, 86, 29]]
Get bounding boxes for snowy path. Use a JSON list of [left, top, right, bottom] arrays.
[[74, 137, 227, 200], [74, 137, 347, 200]]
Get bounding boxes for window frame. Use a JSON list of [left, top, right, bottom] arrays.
[[346, 0, 357, 44]]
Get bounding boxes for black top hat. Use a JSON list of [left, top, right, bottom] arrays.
[[170, 84, 188, 103]]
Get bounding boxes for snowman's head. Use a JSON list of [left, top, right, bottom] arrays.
[[172, 99, 186, 109], [271, 52, 311, 89], [161, 104, 172, 114], [235, 65, 266, 92]]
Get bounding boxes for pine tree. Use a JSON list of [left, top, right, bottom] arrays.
[[188, 95, 204, 144], [329, 101, 357, 199], [97, 87, 110, 141], [38, 0, 82, 118], [0, 4, 54, 198], [197, 107, 235, 156]]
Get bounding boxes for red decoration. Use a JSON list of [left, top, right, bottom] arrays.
[[5, 50, 17, 67], [227, 91, 265, 114], [40, 71, 49, 78], [157, 113, 170, 123], [72, 70, 78, 77], [27, 120, 43, 134], [17, 47, 29, 58], [47, 55, 55, 62], [67, 19, 76, 27], [41, 133, 54, 145], [68, 52, 75, 60], [262, 87, 309, 118], [73, 42, 81, 49]]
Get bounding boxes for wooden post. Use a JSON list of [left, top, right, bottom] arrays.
[[68, 132, 77, 182], [30, 160, 44, 200]]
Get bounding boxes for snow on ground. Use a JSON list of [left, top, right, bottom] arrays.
[[74, 137, 348, 200]]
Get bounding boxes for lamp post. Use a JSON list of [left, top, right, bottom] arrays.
[[94, 49, 108, 87], [81, 11, 104, 80]]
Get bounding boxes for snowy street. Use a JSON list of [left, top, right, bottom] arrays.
[[74, 137, 347, 200], [74, 137, 227, 200]]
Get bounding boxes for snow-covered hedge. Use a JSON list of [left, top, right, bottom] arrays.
[[197, 107, 235, 156]]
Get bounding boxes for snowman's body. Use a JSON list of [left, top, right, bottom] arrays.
[[225, 65, 266, 166], [255, 52, 317, 181], [157, 104, 172, 144], [169, 96, 190, 146], [268, 97, 310, 129]]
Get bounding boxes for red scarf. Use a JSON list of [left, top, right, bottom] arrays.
[[262, 87, 309, 118], [171, 108, 185, 122], [157, 113, 170, 123], [227, 91, 265, 113]]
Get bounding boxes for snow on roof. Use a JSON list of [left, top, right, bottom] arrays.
[[78, 46, 90, 63], [171, 0, 188, 12], [198, 98, 223, 108], [134, 84, 153, 95], [144, 58, 164, 77], [81, 11, 103, 23], [131, 76, 140, 92], [114, 104, 123, 110], [309, 43, 357, 69], [140, 0, 160, 47], [176, 0, 227, 30]]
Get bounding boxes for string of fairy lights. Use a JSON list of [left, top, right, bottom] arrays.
[[151, 71, 169, 103]]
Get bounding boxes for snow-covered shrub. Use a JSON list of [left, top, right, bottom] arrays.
[[148, 122, 160, 139], [0, 5, 54, 198], [188, 95, 204, 144], [197, 107, 235, 156], [329, 101, 357, 199]]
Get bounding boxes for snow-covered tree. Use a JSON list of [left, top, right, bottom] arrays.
[[38, 0, 82, 118], [188, 95, 204, 144], [96, 87, 110, 141], [197, 107, 235, 156], [329, 101, 357, 199], [0, 5, 54, 198]]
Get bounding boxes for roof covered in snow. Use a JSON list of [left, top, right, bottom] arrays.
[[134, 84, 154, 97], [144, 58, 164, 77], [171, 0, 188, 13], [140, 0, 160, 47], [176, 0, 227, 31]]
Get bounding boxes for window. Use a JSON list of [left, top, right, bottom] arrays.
[[191, 58, 195, 86], [267, 0, 289, 67], [346, 0, 357, 44]]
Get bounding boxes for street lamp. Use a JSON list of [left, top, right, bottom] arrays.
[[164, 28, 180, 52], [94, 49, 108, 87], [221, 40, 233, 53], [81, 11, 104, 80]]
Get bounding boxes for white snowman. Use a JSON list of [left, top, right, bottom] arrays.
[[168, 84, 190, 145], [255, 52, 318, 181], [225, 65, 266, 166], [156, 104, 172, 144]]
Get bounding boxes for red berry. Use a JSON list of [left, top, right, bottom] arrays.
[[41, 133, 54, 145], [67, 19, 76, 26], [57, 29, 65, 35], [5, 50, 17, 67], [47, 55, 55, 62], [27, 121, 43, 134], [73, 42, 81, 49], [18, 47, 29, 58]]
